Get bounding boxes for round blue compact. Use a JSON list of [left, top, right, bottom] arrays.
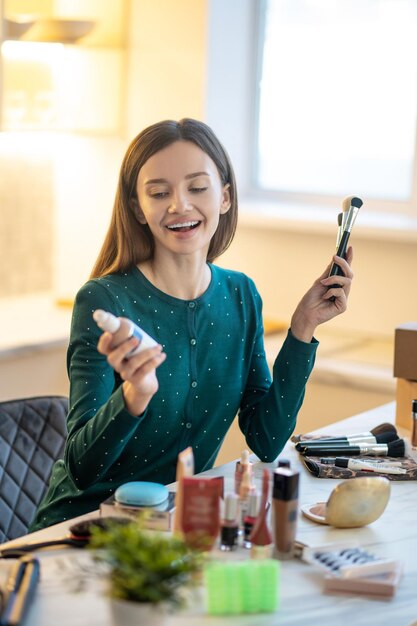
[[114, 481, 169, 507]]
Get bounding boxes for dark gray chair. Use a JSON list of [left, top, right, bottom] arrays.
[[0, 395, 68, 543]]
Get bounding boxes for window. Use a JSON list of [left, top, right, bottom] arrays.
[[256, 0, 417, 211]]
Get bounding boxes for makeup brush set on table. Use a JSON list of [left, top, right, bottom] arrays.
[[290, 420, 416, 599], [291, 422, 417, 480]]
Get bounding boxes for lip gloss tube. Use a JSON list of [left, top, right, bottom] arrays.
[[272, 467, 299, 560], [243, 490, 260, 549]]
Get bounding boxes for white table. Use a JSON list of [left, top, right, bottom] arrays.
[[1, 402, 417, 626]]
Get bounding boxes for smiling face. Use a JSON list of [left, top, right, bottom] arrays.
[[134, 141, 231, 262]]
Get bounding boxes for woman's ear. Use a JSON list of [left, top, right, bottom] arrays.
[[220, 183, 231, 214], [130, 198, 147, 224]]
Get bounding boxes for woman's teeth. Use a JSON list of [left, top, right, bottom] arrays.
[[166, 221, 200, 231]]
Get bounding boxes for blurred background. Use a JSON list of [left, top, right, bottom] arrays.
[[1, 0, 416, 461]]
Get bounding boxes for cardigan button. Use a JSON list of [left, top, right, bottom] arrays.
[[191, 381, 197, 388]]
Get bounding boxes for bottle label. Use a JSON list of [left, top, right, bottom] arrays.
[[125, 325, 144, 357], [132, 326, 144, 342]]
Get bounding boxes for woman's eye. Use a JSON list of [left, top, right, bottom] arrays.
[[150, 191, 169, 199], [189, 187, 208, 194]]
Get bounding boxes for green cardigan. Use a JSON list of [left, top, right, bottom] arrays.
[[31, 264, 317, 530]]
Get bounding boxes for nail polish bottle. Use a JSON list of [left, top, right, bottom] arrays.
[[220, 493, 239, 551], [277, 459, 291, 469], [243, 490, 260, 548]]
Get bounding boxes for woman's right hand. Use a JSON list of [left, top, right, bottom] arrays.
[[97, 333, 166, 416]]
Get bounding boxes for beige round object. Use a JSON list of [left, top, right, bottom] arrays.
[[301, 476, 391, 528]]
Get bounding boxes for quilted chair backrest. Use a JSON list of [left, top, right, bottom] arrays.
[[0, 396, 68, 543]]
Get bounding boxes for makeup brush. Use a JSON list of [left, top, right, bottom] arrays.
[[291, 422, 397, 444], [365, 423, 397, 437], [329, 195, 363, 278], [295, 430, 398, 451], [299, 438, 406, 458], [328, 195, 363, 302], [0, 517, 131, 558]]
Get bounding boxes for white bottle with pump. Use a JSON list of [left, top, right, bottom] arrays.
[[93, 309, 158, 358]]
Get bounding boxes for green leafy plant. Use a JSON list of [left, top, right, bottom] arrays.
[[89, 520, 204, 608]]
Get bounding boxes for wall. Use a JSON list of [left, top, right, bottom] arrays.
[[126, 0, 207, 136], [0, 345, 68, 399], [55, 0, 208, 301], [219, 221, 417, 338], [0, 133, 53, 296]]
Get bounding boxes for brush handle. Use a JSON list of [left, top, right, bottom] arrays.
[[0, 537, 87, 558], [329, 230, 350, 278], [300, 445, 384, 457], [296, 437, 367, 449], [327, 230, 350, 302]]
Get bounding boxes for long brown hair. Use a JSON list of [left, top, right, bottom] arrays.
[[90, 118, 238, 278]]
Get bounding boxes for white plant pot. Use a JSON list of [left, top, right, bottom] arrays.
[[110, 598, 168, 626]]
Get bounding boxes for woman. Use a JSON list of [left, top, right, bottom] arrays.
[[31, 118, 353, 530]]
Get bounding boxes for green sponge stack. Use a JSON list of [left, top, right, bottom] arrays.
[[204, 560, 280, 615]]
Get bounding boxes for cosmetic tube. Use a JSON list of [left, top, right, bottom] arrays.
[[93, 309, 157, 357], [220, 493, 239, 551], [412, 400, 417, 449], [331, 457, 406, 476], [239, 462, 255, 527], [320, 457, 403, 468], [272, 467, 299, 560]]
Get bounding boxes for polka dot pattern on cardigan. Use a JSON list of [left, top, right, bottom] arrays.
[[30, 263, 318, 531]]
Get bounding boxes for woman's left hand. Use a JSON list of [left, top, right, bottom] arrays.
[[290, 246, 354, 343]]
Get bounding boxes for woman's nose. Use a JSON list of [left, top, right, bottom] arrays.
[[168, 192, 192, 213]]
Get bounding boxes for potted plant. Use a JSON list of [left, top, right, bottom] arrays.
[[89, 519, 204, 625]]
